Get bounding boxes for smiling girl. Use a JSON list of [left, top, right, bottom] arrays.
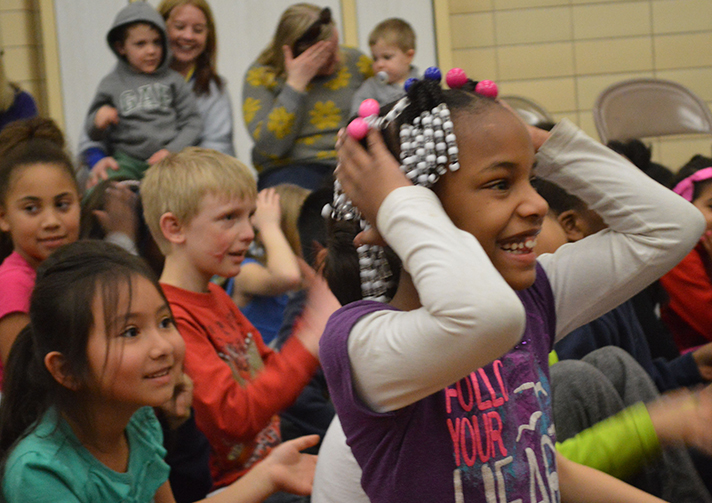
[[0, 118, 80, 380], [313, 78, 705, 502], [0, 240, 320, 502]]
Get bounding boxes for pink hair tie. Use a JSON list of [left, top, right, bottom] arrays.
[[673, 167, 712, 202]]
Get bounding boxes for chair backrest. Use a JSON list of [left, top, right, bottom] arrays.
[[593, 78, 712, 144], [501, 95, 555, 128]]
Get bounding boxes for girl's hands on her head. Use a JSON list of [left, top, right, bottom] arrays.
[[261, 435, 320, 496], [336, 128, 411, 226], [251, 188, 282, 234], [648, 385, 712, 455], [283, 40, 335, 92], [86, 156, 120, 189], [499, 99, 550, 152]]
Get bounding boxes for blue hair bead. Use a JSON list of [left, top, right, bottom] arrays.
[[404, 77, 418, 92], [423, 66, 442, 82]]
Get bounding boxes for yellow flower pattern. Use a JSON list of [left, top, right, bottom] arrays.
[[317, 150, 337, 160], [243, 97, 261, 124], [324, 65, 351, 91], [267, 107, 295, 140], [253, 121, 263, 141], [357, 54, 375, 79], [297, 134, 322, 146], [246, 67, 277, 89], [310, 101, 341, 130]]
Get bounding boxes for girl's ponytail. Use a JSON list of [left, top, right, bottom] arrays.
[[0, 324, 51, 461]]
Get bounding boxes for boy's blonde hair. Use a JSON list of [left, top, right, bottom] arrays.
[[141, 147, 257, 255], [368, 18, 415, 53]]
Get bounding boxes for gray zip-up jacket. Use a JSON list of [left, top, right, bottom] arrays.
[[85, 1, 201, 161]]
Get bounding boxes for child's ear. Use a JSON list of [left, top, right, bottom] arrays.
[[405, 49, 415, 63], [44, 351, 80, 391], [557, 210, 587, 242], [0, 206, 9, 233], [114, 41, 126, 57], [160, 212, 186, 245]]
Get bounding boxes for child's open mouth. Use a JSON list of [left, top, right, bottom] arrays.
[[500, 236, 537, 255], [145, 367, 171, 379]]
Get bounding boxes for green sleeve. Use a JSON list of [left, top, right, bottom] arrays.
[[556, 401, 661, 479]]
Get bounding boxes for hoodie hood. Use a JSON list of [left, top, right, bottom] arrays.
[[107, 1, 171, 72]]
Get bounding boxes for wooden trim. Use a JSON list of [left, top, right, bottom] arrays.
[[340, 0, 358, 48], [432, 0, 452, 70], [38, 0, 64, 129]]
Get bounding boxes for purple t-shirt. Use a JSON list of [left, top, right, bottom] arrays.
[[320, 263, 557, 503]]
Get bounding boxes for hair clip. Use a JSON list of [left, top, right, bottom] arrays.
[[475, 80, 498, 99], [423, 66, 442, 82], [358, 98, 380, 119], [346, 99, 384, 140], [445, 68, 468, 89], [404, 77, 418, 92], [673, 166, 712, 202]]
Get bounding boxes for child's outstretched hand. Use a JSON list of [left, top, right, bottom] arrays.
[[336, 128, 410, 226], [251, 188, 282, 234], [648, 384, 712, 455], [260, 435, 320, 495], [294, 259, 340, 357], [94, 105, 119, 130]]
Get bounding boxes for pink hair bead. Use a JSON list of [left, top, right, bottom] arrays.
[[358, 99, 380, 118], [475, 80, 498, 99], [347, 118, 369, 140], [446, 68, 467, 89]]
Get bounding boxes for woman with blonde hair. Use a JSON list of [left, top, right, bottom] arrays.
[[243, 3, 372, 190], [80, 0, 235, 188]]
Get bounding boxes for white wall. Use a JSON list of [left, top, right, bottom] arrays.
[[53, 0, 435, 169]]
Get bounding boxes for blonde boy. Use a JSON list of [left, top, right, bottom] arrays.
[[142, 147, 325, 489], [350, 18, 418, 115]]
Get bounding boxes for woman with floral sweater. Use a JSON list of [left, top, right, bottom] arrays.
[[242, 3, 371, 190]]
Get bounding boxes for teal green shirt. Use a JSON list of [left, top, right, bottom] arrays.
[[2, 407, 169, 502]]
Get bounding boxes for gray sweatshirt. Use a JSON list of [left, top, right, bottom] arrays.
[[84, 1, 202, 161]]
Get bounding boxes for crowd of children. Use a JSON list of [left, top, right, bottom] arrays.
[[1, 1, 712, 502]]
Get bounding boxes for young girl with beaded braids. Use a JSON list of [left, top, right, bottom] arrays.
[[312, 70, 707, 503]]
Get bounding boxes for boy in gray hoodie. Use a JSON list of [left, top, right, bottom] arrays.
[[84, 1, 202, 180]]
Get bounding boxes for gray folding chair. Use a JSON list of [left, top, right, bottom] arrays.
[[593, 78, 712, 144]]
